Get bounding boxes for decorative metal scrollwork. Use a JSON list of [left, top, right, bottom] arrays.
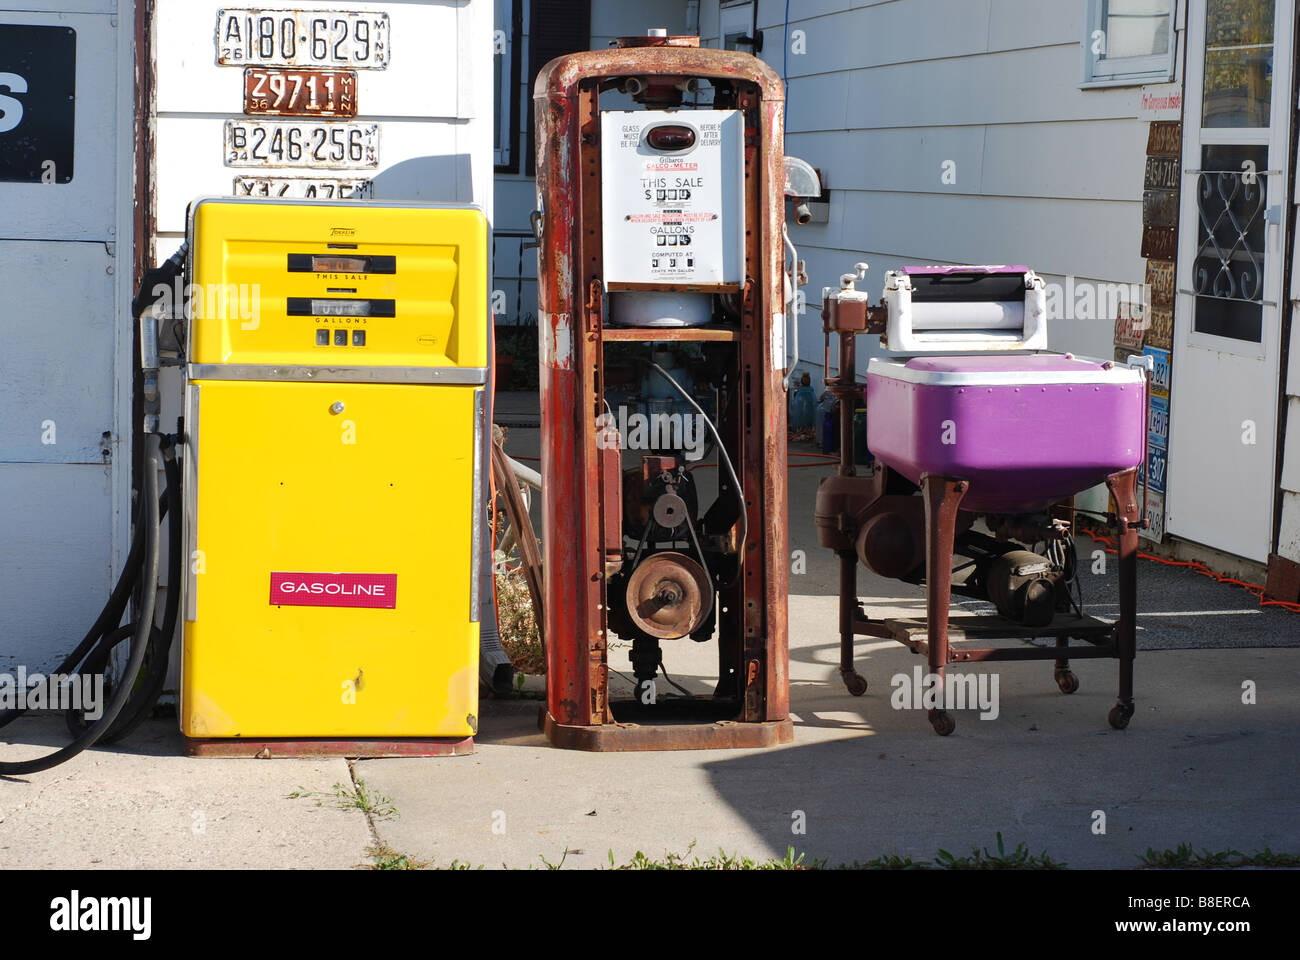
[[1194, 170, 1266, 302]]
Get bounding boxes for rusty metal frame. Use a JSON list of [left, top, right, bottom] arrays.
[[533, 42, 791, 750]]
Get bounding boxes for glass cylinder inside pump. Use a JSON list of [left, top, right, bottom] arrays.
[[609, 290, 713, 327]]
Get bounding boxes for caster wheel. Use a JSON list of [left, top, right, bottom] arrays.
[[929, 710, 956, 736], [1108, 704, 1133, 730], [1054, 670, 1079, 695], [843, 672, 868, 697]]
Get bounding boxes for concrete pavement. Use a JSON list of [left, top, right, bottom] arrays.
[[2, 424, 1297, 869]]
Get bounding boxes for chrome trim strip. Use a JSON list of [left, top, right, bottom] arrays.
[[188, 364, 489, 385], [469, 387, 485, 622]]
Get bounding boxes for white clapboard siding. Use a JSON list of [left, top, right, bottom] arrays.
[[690, 0, 1175, 378]]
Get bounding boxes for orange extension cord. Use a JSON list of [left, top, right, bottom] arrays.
[[1079, 529, 1300, 615]]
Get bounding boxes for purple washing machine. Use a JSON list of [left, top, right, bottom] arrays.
[[866, 353, 1146, 514], [815, 261, 1150, 735]]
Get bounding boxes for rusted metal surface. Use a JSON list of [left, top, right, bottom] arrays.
[[920, 475, 968, 733], [599, 422, 623, 577], [534, 43, 789, 749], [1264, 553, 1300, 603], [542, 712, 793, 752], [243, 66, 357, 117], [624, 551, 711, 639], [1106, 467, 1140, 721], [132, 0, 157, 507], [185, 737, 474, 758]]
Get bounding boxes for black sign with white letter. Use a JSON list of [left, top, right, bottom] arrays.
[[0, 24, 76, 183]]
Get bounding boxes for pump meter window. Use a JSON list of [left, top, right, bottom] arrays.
[[600, 109, 744, 288]]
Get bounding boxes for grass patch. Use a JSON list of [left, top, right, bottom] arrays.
[[1139, 844, 1300, 869], [287, 779, 397, 821], [608, 842, 811, 870], [367, 843, 429, 870]]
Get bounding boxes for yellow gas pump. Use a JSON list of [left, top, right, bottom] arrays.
[[180, 198, 487, 757]]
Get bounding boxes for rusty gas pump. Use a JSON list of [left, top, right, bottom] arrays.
[[533, 33, 801, 750]]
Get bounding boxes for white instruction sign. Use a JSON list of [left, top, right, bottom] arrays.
[[600, 109, 744, 288]]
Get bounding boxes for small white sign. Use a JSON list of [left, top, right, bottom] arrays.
[[1138, 84, 1183, 122], [600, 109, 745, 288]]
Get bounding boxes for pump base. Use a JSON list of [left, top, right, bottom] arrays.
[[541, 710, 793, 752], [184, 736, 474, 758]]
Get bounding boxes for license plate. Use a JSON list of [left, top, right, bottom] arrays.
[[224, 120, 379, 168], [1147, 394, 1169, 448], [244, 67, 356, 117], [1140, 491, 1165, 543], [1145, 258, 1175, 307], [1144, 156, 1179, 191], [216, 9, 390, 69], [233, 175, 372, 199], [1141, 448, 1168, 495], [1143, 345, 1171, 396], [1114, 301, 1146, 350]]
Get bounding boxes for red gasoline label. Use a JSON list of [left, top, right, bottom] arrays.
[[269, 572, 397, 609]]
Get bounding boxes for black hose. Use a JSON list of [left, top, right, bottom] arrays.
[[85, 442, 182, 744], [0, 487, 166, 733], [0, 434, 162, 777]]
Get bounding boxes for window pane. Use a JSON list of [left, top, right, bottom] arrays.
[[1192, 144, 1267, 343], [1202, 0, 1274, 127], [1102, 0, 1170, 59]]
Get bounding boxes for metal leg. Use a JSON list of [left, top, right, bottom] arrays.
[[839, 550, 868, 695], [922, 474, 967, 736], [1106, 467, 1140, 729], [1053, 636, 1079, 694]]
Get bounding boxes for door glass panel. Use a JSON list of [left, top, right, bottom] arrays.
[[1192, 144, 1267, 342], [1202, 0, 1275, 127]]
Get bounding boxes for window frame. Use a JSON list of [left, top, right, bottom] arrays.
[[494, 0, 522, 173], [1082, 0, 1177, 87]]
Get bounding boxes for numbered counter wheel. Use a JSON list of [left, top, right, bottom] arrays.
[[1054, 670, 1079, 695], [929, 710, 956, 736], [1108, 704, 1134, 730]]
